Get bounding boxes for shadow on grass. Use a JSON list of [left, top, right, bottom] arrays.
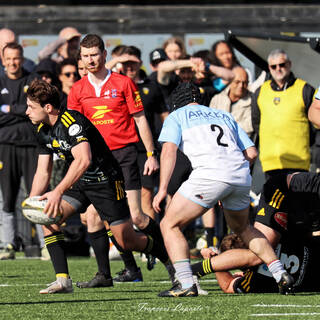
[[0, 296, 154, 306]]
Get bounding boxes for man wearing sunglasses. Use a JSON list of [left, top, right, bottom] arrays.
[[252, 49, 315, 180]]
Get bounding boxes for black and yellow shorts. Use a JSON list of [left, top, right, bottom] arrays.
[[63, 178, 130, 225]]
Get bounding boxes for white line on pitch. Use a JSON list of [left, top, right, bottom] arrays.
[[252, 304, 320, 308], [250, 313, 320, 317]]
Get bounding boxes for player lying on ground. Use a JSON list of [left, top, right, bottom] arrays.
[[152, 82, 293, 297], [191, 172, 320, 293], [25, 79, 171, 294]]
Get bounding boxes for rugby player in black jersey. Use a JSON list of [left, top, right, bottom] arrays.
[[191, 171, 320, 294], [25, 79, 169, 294]]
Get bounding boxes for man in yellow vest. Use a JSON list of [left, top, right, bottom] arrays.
[[252, 49, 315, 180]]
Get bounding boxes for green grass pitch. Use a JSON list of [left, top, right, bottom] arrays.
[[0, 256, 320, 320]]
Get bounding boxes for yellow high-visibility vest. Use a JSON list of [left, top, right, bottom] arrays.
[[257, 79, 310, 172]]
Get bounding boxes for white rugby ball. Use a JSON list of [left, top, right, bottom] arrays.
[[22, 196, 62, 225]]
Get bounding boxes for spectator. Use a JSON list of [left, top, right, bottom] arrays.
[[162, 37, 186, 61], [252, 49, 315, 180], [35, 58, 59, 87], [0, 28, 35, 76], [76, 52, 88, 78], [38, 26, 81, 63], [210, 66, 254, 139], [57, 58, 79, 109], [0, 42, 43, 259]]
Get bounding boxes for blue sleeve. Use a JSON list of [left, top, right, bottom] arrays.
[[213, 78, 227, 92], [158, 113, 181, 146], [233, 119, 254, 151]]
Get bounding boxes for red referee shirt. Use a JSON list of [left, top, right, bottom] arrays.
[[68, 70, 144, 150]]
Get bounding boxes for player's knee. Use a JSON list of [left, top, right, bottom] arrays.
[[131, 211, 145, 228]]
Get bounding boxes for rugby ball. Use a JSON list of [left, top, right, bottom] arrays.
[[22, 196, 62, 225]]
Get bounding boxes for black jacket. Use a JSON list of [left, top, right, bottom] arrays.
[[0, 69, 38, 145]]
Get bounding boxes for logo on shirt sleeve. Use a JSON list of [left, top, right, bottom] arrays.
[[68, 124, 82, 136], [134, 91, 143, 108], [274, 212, 288, 230]]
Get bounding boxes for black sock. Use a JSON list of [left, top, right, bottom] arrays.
[[44, 232, 68, 275], [191, 258, 213, 278], [88, 228, 111, 278], [140, 217, 164, 245], [143, 235, 169, 264], [107, 229, 138, 272], [205, 227, 215, 247]]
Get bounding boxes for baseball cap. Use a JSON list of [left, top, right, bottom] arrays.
[[149, 48, 167, 64]]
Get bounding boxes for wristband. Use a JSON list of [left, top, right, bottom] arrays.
[[147, 150, 158, 157]]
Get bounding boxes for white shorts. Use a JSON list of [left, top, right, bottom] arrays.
[[178, 177, 250, 211]]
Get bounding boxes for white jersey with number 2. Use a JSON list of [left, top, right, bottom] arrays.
[[158, 104, 254, 186]]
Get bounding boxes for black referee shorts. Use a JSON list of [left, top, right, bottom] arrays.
[[136, 151, 159, 190], [63, 178, 131, 225], [112, 144, 141, 190]]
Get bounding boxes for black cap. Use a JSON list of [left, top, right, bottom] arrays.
[[149, 48, 167, 64]]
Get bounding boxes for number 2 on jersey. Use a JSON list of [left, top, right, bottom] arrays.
[[211, 124, 228, 147]]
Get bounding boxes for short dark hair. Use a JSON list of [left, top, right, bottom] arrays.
[[27, 79, 61, 110], [122, 45, 141, 60], [171, 82, 201, 111], [3, 42, 23, 57], [57, 58, 78, 75], [80, 34, 104, 52]]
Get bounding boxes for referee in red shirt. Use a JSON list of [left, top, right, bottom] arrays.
[[68, 34, 174, 286]]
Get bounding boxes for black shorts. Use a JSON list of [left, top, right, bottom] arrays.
[[167, 149, 192, 196], [136, 151, 159, 190], [112, 144, 141, 190], [63, 178, 130, 225]]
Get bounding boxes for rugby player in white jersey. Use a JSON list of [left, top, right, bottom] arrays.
[[153, 82, 293, 297]]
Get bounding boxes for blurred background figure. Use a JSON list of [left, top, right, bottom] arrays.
[[57, 58, 79, 109], [38, 26, 81, 63], [0, 28, 35, 76], [162, 37, 186, 61]]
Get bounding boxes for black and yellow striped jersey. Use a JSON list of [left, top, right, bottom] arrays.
[[36, 109, 123, 182], [255, 172, 320, 235]]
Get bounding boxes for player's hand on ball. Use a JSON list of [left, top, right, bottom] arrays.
[[40, 189, 63, 218]]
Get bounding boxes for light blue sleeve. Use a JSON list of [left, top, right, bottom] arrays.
[[158, 113, 182, 146], [232, 118, 255, 151]]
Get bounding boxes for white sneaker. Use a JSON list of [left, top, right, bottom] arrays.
[[193, 275, 208, 295], [40, 277, 73, 294]]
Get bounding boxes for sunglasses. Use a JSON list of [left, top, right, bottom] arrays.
[[269, 62, 287, 70], [63, 72, 78, 78]]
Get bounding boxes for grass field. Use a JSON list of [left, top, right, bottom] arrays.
[[0, 256, 320, 320]]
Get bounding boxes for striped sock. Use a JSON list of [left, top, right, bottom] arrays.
[[174, 259, 194, 289], [44, 232, 69, 275], [268, 259, 285, 283], [191, 258, 213, 278]]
